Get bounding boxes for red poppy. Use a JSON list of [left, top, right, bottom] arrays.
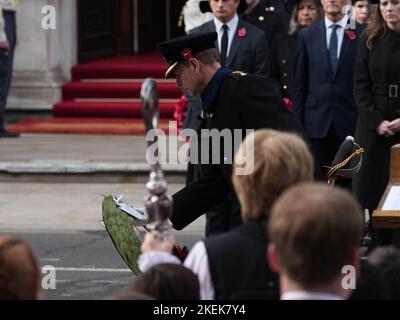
[[238, 27, 247, 38], [283, 98, 293, 111], [347, 31, 356, 41], [174, 95, 189, 134], [181, 48, 192, 61]]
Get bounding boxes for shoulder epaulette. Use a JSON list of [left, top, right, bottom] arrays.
[[231, 71, 247, 77]]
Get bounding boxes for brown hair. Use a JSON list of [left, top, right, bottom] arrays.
[[194, 48, 220, 65], [233, 129, 314, 222], [365, 1, 386, 49], [367, 246, 400, 299], [268, 183, 363, 288], [131, 263, 200, 300], [0, 235, 41, 300]]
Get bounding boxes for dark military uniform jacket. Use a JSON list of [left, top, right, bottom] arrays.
[[270, 31, 298, 100], [263, 0, 290, 29], [170, 68, 306, 230], [242, 0, 286, 47]]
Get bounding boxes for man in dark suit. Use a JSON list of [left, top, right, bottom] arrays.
[[293, 0, 363, 175], [185, 0, 271, 236], [157, 32, 309, 232], [190, 0, 270, 75]]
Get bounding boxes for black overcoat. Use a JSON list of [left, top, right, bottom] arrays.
[[270, 31, 297, 100], [353, 29, 400, 211], [171, 71, 307, 230]]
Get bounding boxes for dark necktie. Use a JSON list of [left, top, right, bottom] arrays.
[[329, 24, 340, 74], [220, 24, 228, 67]]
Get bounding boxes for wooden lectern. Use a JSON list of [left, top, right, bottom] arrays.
[[372, 144, 400, 230]]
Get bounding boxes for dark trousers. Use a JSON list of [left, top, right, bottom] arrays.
[[205, 194, 242, 238], [186, 162, 243, 238], [0, 10, 16, 131], [309, 125, 352, 191]]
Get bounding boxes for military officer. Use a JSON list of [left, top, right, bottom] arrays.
[[242, 0, 289, 45], [157, 32, 311, 231]]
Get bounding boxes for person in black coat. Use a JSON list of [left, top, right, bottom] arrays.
[[270, 0, 323, 100], [157, 32, 311, 232], [139, 129, 315, 300], [185, 0, 276, 237], [202, 129, 314, 299], [185, 1, 271, 236], [353, 0, 400, 245], [241, 0, 287, 46]]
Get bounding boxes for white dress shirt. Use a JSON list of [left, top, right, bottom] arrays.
[[0, 9, 5, 43], [138, 241, 215, 300], [325, 15, 349, 59], [213, 14, 239, 58]]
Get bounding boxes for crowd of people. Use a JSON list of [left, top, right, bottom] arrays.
[[177, 0, 400, 244], [140, 0, 400, 300], [2, 127, 400, 300], [1, 0, 400, 300]]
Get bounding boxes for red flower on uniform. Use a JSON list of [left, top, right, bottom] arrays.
[[346, 31, 356, 41], [174, 95, 189, 134], [238, 27, 247, 38], [181, 48, 192, 61], [283, 98, 293, 111]]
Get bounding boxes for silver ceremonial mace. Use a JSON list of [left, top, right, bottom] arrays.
[[140, 78, 172, 236]]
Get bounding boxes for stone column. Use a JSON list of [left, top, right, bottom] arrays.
[[8, 0, 77, 111]]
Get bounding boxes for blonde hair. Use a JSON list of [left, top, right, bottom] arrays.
[[233, 129, 314, 222], [269, 183, 363, 288]]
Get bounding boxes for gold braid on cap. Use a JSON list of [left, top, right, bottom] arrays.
[[326, 148, 365, 179], [178, 9, 184, 28]]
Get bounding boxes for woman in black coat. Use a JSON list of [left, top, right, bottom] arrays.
[[353, 0, 400, 245], [270, 0, 323, 101]]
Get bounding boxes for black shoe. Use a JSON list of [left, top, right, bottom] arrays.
[[0, 129, 20, 138]]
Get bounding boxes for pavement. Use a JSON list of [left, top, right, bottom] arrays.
[[0, 133, 205, 300], [0, 134, 203, 233], [0, 134, 187, 181], [9, 230, 201, 300]]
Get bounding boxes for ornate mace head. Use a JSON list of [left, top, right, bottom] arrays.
[[140, 78, 172, 233]]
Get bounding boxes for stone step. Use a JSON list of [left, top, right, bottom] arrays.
[[0, 161, 186, 183]]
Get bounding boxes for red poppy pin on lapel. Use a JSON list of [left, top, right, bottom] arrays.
[[346, 31, 356, 41], [238, 27, 247, 38]]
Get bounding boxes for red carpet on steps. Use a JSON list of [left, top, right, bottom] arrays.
[[10, 54, 181, 134], [7, 118, 173, 135], [54, 101, 176, 118], [61, 82, 181, 100], [71, 55, 167, 80], [54, 54, 180, 120]]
